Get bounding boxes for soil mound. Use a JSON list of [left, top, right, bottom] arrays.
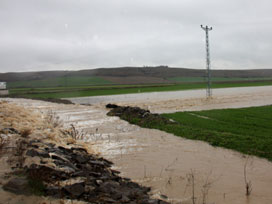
[[106, 104, 175, 126]]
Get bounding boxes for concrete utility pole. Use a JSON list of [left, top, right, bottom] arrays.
[[201, 25, 213, 98]]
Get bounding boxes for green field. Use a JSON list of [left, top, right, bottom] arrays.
[[121, 105, 272, 161], [8, 80, 272, 99], [6, 74, 272, 99], [7, 76, 111, 88], [168, 76, 272, 82], [8, 76, 272, 89]]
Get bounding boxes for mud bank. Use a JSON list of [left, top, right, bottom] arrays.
[[2, 98, 272, 204]]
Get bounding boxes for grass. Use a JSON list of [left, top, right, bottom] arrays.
[[168, 76, 272, 82], [9, 83, 175, 98], [8, 80, 272, 99], [7, 76, 111, 88], [124, 105, 272, 161], [8, 76, 272, 89]]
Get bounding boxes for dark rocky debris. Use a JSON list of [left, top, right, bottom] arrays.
[[4, 139, 169, 203], [106, 104, 120, 109], [106, 104, 176, 126], [3, 177, 31, 195], [40, 98, 74, 105]]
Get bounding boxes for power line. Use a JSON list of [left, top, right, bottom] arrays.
[[201, 25, 213, 98]]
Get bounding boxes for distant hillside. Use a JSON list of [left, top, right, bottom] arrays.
[[1, 66, 272, 88], [68, 66, 272, 78]]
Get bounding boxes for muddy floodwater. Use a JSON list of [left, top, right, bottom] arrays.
[[68, 86, 272, 113], [5, 86, 272, 204]]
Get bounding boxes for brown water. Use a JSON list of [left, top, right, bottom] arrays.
[[68, 86, 272, 113], [4, 86, 272, 204]]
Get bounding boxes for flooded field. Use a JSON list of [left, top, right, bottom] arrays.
[[68, 86, 272, 113], [4, 86, 272, 204]]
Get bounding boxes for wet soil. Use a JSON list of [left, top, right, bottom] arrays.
[[1, 96, 74, 104]]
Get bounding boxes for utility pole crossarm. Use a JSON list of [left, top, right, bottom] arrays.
[[201, 25, 212, 31]]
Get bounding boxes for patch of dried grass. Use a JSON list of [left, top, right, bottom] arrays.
[[44, 110, 63, 128], [20, 128, 32, 138], [0, 101, 68, 143], [0, 135, 8, 157]]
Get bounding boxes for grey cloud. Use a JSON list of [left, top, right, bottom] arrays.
[[0, 0, 272, 72]]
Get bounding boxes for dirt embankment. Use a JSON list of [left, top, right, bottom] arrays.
[[0, 101, 168, 204], [106, 104, 174, 126], [1, 96, 74, 105]]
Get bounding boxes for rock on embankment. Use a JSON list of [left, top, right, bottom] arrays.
[[1, 100, 169, 204], [106, 104, 176, 126], [24, 139, 169, 203]]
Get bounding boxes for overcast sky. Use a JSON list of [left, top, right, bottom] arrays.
[[1, 0, 272, 72]]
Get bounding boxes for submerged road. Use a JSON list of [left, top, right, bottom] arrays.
[[5, 85, 272, 204]]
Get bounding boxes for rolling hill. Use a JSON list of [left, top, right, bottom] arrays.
[[1, 66, 272, 88]]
